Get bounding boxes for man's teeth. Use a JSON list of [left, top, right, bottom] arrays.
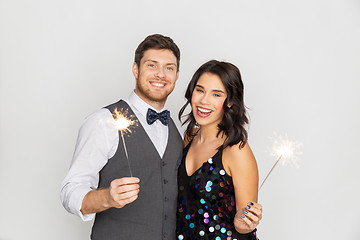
[[198, 107, 212, 113], [152, 82, 165, 87]]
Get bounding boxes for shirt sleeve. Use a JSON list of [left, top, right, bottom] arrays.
[[60, 109, 118, 221]]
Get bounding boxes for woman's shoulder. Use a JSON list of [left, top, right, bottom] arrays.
[[225, 141, 252, 157], [223, 142, 257, 174]]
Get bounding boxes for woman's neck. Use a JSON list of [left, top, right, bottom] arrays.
[[196, 124, 225, 145]]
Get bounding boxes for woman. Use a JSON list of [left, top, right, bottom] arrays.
[[177, 60, 262, 240]]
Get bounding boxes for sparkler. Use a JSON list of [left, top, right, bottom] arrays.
[[259, 132, 303, 191], [113, 108, 138, 177]]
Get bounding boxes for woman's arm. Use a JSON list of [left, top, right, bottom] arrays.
[[223, 142, 262, 234]]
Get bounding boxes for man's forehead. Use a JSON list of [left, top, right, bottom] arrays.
[[141, 49, 177, 64]]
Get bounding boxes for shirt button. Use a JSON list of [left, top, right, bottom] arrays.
[[162, 161, 166, 166], [164, 197, 169, 201], [163, 179, 168, 184], [164, 215, 168, 220]]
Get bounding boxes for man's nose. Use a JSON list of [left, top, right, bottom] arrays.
[[155, 67, 165, 78]]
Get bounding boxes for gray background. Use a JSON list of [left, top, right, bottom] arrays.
[[1, 0, 359, 239]]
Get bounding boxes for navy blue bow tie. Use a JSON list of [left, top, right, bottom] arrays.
[[146, 108, 170, 126]]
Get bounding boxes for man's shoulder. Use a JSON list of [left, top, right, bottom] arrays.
[[104, 99, 125, 109], [82, 108, 113, 126]]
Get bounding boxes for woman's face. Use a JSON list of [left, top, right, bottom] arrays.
[[191, 72, 228, 128]]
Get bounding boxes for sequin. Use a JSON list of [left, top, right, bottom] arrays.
[[176, 145, 257, 240]]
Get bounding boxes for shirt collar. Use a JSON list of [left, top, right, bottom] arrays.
[[126, 90, 167, 118]]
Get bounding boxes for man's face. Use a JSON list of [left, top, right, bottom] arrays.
[[133, 49, 179, 109]]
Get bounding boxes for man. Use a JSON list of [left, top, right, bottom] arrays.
[[61, 34, 183, 239]]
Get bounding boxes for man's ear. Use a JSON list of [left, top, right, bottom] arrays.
[[175, 70, 180, 82], [132, 62, 139, 79]]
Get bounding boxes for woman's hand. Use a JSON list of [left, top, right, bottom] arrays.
[[234, 202, 262, 234]]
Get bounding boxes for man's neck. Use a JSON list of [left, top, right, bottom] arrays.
[[134, 89, 166, 111]]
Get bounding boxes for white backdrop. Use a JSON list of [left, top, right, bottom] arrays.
[[1, 0, 360, 239]]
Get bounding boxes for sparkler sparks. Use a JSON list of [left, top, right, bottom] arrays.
[[113, 108, 138, 134], [113, 108, 138, 177], [259, 132, 303, 190]]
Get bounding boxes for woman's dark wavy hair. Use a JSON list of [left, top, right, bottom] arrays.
[[178, 60, 249, 149]]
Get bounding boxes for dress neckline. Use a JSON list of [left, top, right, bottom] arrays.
[[183, 142, 223, 177]]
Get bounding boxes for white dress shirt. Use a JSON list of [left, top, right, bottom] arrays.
[[60, 91, 184, 221]]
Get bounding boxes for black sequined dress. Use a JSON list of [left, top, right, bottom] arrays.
[[176, 144, 258, 240]]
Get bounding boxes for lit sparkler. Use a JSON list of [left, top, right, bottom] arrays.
[[113, 108, 138, 177], [259, 132, 303, 190]]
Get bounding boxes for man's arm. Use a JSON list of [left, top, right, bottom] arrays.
[[61, 109, 123, 220]]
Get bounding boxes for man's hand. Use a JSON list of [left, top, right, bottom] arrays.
[[234, 202, 262, 234], [81, 177, 140, 215], [106, 177, 140, 208]]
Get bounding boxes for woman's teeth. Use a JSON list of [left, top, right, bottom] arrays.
[[197, 107, 212, 114]]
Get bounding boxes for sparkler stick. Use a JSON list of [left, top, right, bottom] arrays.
[[113, 108, 138, 177], [259, 132, 302, 191], [259, 155, 282, 191], [120, 130, 132, 177]]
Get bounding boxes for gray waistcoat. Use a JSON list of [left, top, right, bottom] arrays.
[[91, 100, 183, 240]]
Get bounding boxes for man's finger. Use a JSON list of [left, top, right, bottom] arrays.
[[111, 177, 140, 187]]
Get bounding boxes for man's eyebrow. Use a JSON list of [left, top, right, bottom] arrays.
[[143, 59, 158, 64], [144, 59, 177, 66]]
